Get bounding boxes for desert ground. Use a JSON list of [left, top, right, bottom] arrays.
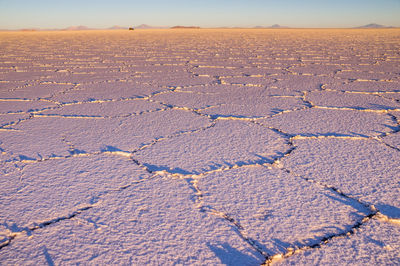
[[0, 29, 399, 265]]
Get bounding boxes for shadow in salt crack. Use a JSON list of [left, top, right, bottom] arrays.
[[100, 145, 126, 153], [207, 242, 262, 265], [382, 124, 400, 133], [270, 107, 285, 114], [42, 245, 55, 266], [376, 204, 400, 219], [365, 236, 386, 248], [18, 154, 36, 161], [323, 193, 370, 216], [3, 222, 31, 236], [100, 145, 131, 154], [68, 148, 87, 155], [142, 163, 193, 175], [271, 238, 292, 254], [369, 103, 400, 110], [252, 153, 277, 164], [208, 114, 254, 119], [143, 154, 276, 176], [347, 131, 373, 138], [299, 132, 369, 138]]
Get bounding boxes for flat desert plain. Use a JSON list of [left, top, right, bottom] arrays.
[[0, 29, 400, 265]]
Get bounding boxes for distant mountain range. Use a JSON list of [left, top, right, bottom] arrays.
[[254, 24, 289, 29], [108, 25, 128, 30], [30, 24, 169, 31], [171, 26, 201, 29], [3, 23, 398, 31], [135, 24, 169, 29], [61, 24, 198, 30], [355, 23, 395, 29], [64, 25, 93, 31]]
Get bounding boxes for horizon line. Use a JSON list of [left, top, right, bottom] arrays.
[[1, 24, 399, 31]]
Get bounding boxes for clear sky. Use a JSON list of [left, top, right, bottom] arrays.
[[0, 0, 399, 29]]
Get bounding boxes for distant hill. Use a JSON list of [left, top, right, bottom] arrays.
[[109, 25, 127, 30], [253, 24, 289, 29], [135, 24, 169, 29], [269, 24, 289, 28], [20, 28, 39, 31], [355, 23, 394, 29], [63, 25, 93, 31], [171, 26, 200, 29]]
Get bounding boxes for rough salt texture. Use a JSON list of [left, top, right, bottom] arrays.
[[282, 139, 400, 219], [0, 154, 150, 227], [1, 29, 400, 265], [0, 178, 264, 265], [275, 219, 400, 266], [306, 90, 400, 111], [198, 166, 370, 255], [259, 108, 395, 138], [134, 120, 290, 174]]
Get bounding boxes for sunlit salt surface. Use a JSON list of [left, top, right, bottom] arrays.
[[0, 29, 399, 265]]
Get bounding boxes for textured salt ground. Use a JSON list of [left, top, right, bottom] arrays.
[[0, 113, 30, 127], [198, 166, 369, 255], [0, 177, 264, 265], [51, 82, 169, 103], [0, 81, 29, 91], [274, 219, 400, 266], [122, 74, 215, 88], [152, 86, 306, 117], [0, 109, 210, 160], [134, 120, 290, 174], [0, 71, 54, 82], [382, 111, 400, 149], [44, 72, 215, 88], [325, 80, 400, 93], [30, 72, 134, 85], [0, 100, 56, 114], [382, 134, 400, 150], [264, 87, 302, 97], [0, 83, 73, 99], [39, 99, 165, 117], [192, 66, 285, 77], [175, 84, 302, 97], [221, 76, 276, 86], [282, 138, 400, 219], [344, 62, 400, 73], [306, 90, 400, 110], [0, 154, 150, 228], [288, 64, 346, 75], [1, 29, 400, 265], [381, 92, 400, 101], [270, 75, 338, 91], [200, 99, 302, 118], [122, 65, 188, 73], [335, 70, 398, 81], [260, 108, 395, 138]]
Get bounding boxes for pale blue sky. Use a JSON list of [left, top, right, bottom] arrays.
[[0, 0, 399, 29]]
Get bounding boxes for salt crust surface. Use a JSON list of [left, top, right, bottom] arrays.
[[0, 29, 399, 265]]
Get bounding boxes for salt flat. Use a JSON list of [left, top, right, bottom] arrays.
[[0, 29, 399, 265]]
